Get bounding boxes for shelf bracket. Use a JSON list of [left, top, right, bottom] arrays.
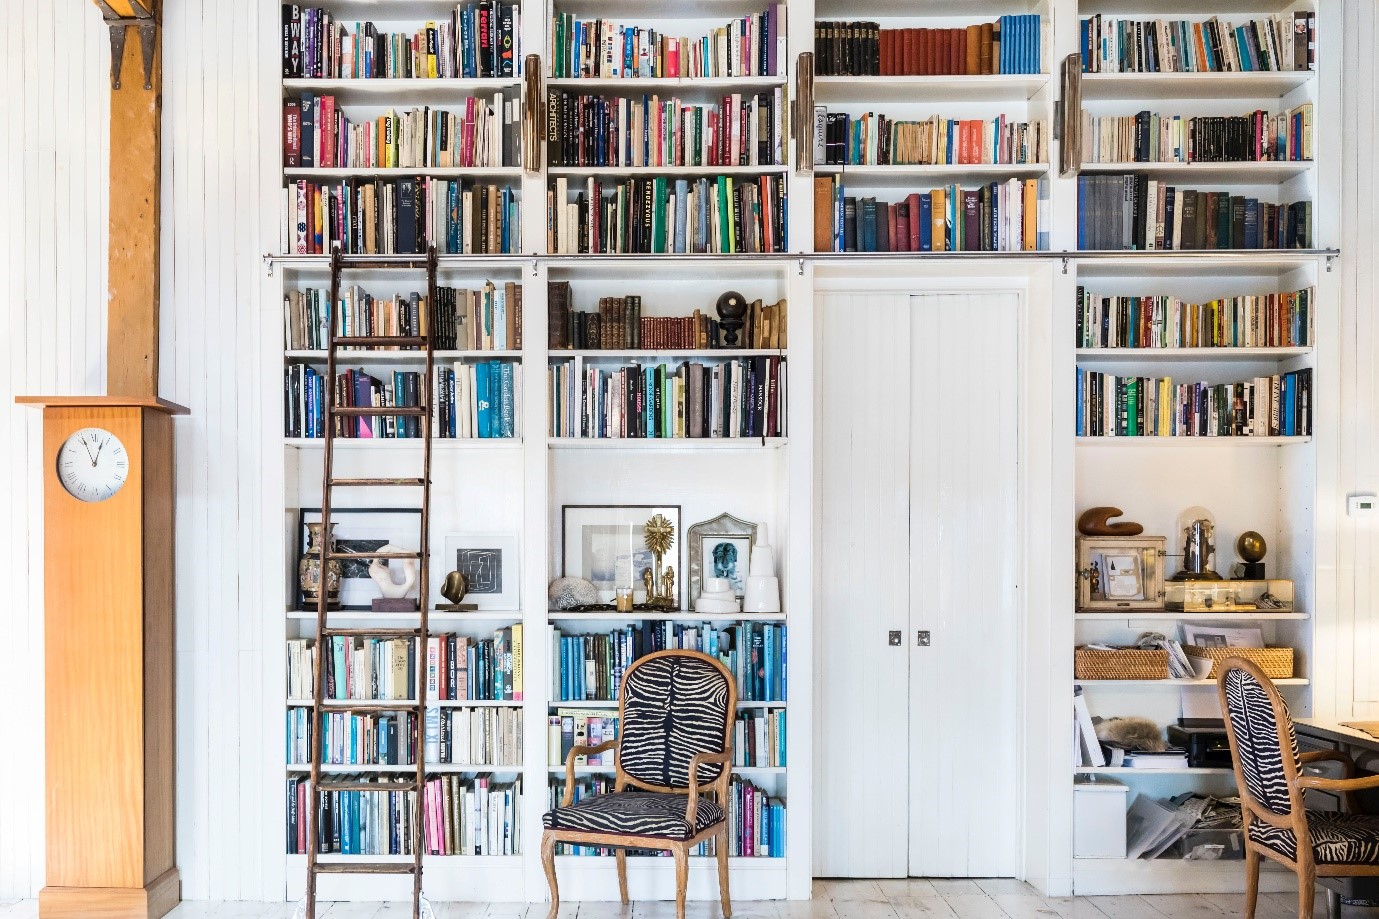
[[263, 253, 276, 278], [1326, 253, 1337, 273], [96, 0, 157, 91], [531, 258, 539, 278], [1061, 256, 1070, 275], [797, 257, 805, 277]]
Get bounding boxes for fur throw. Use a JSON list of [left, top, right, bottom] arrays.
[[1094, 716, 1167, 752]]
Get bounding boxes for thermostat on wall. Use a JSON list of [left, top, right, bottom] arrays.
[[1348, 495, 1378, 517]]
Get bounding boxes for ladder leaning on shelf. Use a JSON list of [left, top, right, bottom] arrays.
[[304, 246, 440, 919]]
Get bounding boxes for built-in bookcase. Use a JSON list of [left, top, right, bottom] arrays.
[[267, 0, 1338, 902]]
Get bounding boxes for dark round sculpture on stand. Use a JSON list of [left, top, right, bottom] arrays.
[[1236, 530, 1267, 579], [716, 291, 749, 347]]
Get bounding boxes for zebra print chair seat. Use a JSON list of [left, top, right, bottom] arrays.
[[542, 790, 726, 839], [541, 650, 738, 919], [1218, 658, 1379, 919]]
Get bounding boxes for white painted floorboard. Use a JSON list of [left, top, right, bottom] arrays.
[[0, 879, 1330, 919]]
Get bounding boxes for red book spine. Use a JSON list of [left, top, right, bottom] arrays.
[[907, 192, 922, 249]]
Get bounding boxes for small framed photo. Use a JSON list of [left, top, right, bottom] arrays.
[[297, 507, 422, 610], [561, 505, 682, 606], [687, 512, 758, 604], [438, 532, 520, 611], [1077, 535, 1166, 612]]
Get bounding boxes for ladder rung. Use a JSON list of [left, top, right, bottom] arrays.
[[314, 862, 418, 875], [335, 336, 427, 348], [318, 700, 424, 712], [327, 550, 421, 560], [329, 477, 427, 487], [332, 257, 431, 270], [332, 405, 427, 417], [321, 627, 423, 638], [316, 778, 421, 793]]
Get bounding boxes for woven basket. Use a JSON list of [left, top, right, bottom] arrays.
[[1184, 646, 1294, 679], [1074, 647, 1170, 680]]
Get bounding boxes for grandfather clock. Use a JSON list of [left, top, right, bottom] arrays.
[[17, 1, 184, 917], [17, 396, 186, 919]]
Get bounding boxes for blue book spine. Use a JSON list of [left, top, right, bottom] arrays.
[[674, 179, 689, 253], [500, 361, 515, 437], [475, 360, 494, 437], [919, 194, 932, 251]]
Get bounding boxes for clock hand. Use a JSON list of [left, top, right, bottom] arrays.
[[95, 436, 106, 465], [81, 438, 96, 466]]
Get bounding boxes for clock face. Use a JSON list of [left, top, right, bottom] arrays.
[[56, 427, 130, 502]]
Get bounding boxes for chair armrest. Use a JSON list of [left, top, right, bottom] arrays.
[[685, 752, 733, 823], [1295, 773, 1379, 794], [560, 740, 619, 807], [1299, 749, 1357, 778]]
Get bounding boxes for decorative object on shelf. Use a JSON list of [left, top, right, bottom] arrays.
[[1235, 530, 1268, 579], [696, 577, 740, 615], [615, 587, 634, 612], [1165, 579, 1294, 613], [436, 571, 477, 612], [1058, 54, 1082, 177], [1172, 506, 1222, 581], [298, 521, 342, 611], [523, 54, 542, 175], [1077, 506, 1144, 537], [744, 522, 781, 614], [368, 543, 419, 612], [795, 51, 814, 174], [562, 504, 682, 607], [296, 507, 423, 610], [1076, 535, 1166, 611], [687, 512, 757, 605], [716, 291, 749, 348], [1094, 716, 1167, 753], [438, 531, 520, 610], [643, 512, 678, 610], [1074, 645, 1170, 680], [549, 577, 600, 610]]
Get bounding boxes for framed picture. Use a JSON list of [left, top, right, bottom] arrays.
[[296, 507, 423, 610], [561, 505, 682, 606], [687, 512, 758, 604], [438, 532, 520, 610], [1076, 535, 1166, 612]]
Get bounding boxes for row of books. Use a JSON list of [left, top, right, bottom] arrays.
[[283, 366, 424, 439], [815, 178, 1049, 253], [286, 707, 417, 766], [284, 286, 427, 351], [548, 175, 787, 255], [436, 360, 521, 439], [546, 90, 786, 169], [285, 179, 520, 255], [549, 7, 785, 80], [551, 622, 787, 703], [548, 357, 786, 440], [1081, 107, 1313, 165], [547, 708, 620, 767], [815, 110, 1046, 168], [814, 17, 1043, 77], [1075, 286, 1314, 350], [548, 283, 786, 352], [431, 283, 522, 351], [282, 4, 520, 80], [1079, 14, 1315, 74], [286, 630, 521, 701], [425, 705, 523, 765], [284, 94, 520, 170], [735, 709, 786, 768], [1076, 176, 1312, 251], [284, 774, 522, 855], [1074, 368, 1313, 438], [550, 777, 782, 857]]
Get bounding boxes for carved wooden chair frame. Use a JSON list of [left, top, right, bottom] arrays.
[[541, 648, 738, 919]]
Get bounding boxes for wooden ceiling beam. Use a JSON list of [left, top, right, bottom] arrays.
[[93, 0, 161, 399]]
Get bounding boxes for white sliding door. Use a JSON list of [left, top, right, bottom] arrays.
[[815, 290, 1022, 879]]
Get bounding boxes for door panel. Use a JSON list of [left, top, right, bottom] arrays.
[[814, 293, 914, 878], [907, 293, 1021, 878]]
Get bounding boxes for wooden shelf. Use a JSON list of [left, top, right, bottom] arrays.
[[813, 74, 1049, 103], [1075, 347, 1312, 362], [1079, 161, 1313, 181], [548, 437, 787, 450], [1080, 71, 1315, 100], [1076, 436, 1311, 447]]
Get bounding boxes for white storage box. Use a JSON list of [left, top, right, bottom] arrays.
[[1074, 777, 1130, 859]]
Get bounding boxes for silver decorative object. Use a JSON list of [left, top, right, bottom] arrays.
[[548, 576, 599, 610]]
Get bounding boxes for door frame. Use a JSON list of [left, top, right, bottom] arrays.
[[810, 263, 1071, 891]]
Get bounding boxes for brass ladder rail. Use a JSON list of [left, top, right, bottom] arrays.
[[304, 246, 439, 919]]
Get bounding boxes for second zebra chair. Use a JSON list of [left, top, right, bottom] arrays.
[[541, 649, 738, 919]]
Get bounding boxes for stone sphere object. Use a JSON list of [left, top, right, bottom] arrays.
[[548, 576, 600, 609]]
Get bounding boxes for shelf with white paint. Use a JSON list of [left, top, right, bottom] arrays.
[[1075, 347, 1312, 363], [287, 699, 525, 707], [548, 437, 788, 450], [1072, 766, 1231, 775], [548, 699, 787, 708], [1076, 436, 1311, 447], [285, 437, 523, 449], [287, 763, 520, 772], [548, 765, 784, 775], [546, 610, 787, 621], [1075, 611, 1308, 621], [1074, 678, 1308, 687], [1080, 71, 1315, 100], [286, 350, 523, 362]]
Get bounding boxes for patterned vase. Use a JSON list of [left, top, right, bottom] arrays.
[[299, 522, 341, 610]]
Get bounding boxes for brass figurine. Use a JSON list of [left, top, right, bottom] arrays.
[[436, 570, 478, 611], [643, 513, 679, 609]]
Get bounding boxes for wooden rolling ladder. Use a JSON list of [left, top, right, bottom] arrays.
[[304, 247, 440, 919]]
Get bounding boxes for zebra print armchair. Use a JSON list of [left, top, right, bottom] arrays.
[[1219, 657, 1379, 919], [541, 649, 737, 919]]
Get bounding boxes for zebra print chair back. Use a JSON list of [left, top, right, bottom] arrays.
[[617, 651, 736, 791], [1221, 658, 1302, 816]]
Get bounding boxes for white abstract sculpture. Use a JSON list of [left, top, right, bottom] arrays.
[[368, 544, 418, 598]]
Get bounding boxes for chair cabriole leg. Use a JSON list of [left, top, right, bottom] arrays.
[[673, 842, 689, 919], [616, 848, 629, 904], [717, 824, 732, 917], [542, 832, 560, 919]]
